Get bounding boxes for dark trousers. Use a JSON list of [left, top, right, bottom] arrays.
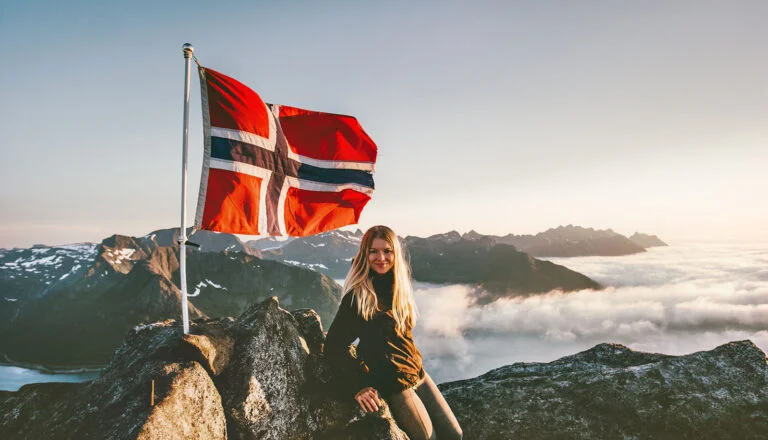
[[387, 373, 463, 440]]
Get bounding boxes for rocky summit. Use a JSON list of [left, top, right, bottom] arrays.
[[0, 298, 406, 440], [2, 298, 767, 439], [441, 340, 768, 439]]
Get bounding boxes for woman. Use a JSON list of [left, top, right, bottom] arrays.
[[325, 225, 463, 440]]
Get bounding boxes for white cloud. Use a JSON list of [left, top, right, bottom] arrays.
[[413, 243, 768, 383]]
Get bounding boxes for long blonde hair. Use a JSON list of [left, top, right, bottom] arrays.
[[343, 225, 417, 334]]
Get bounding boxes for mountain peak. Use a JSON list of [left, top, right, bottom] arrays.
[[628, 232, 668, 248], [426, 230, 462, 243]]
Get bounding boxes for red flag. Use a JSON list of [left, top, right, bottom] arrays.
[[195, 67, 377, 236]]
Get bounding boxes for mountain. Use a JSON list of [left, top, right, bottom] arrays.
[[258, 229, 364, 279], [0, 228, 340, 367], [3, 299, 766, 439], [464, 225, 649, 257], [252, 227, 665, 289], [441, 340, 768, 439], [257, 228, 602, 298], [629, 232, 669, 248], [404, 235, 601, 301]]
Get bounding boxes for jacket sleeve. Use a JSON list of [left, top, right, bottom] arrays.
[[324, 292, 371, 397]]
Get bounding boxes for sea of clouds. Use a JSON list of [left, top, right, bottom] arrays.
[[413, 242, 768, 384]]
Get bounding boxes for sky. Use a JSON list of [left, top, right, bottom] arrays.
[[1, 0, 767, 248], [415, 242, 768, 382]]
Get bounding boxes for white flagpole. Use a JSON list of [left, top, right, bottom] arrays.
[[179, 43, 194, 334]]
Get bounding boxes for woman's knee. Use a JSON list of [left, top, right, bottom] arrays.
[[386, 395, 434, 440], [397, 418, 434, 440]]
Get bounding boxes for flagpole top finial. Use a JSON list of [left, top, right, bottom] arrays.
[[182, 43, 194, 58]]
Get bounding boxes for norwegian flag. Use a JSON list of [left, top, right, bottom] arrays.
[[194, 67, 377, 236]]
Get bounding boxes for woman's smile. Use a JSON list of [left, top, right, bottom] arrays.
[[369, 238, 395, 274]]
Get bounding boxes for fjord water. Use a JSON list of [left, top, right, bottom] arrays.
[[0, 365, 101, 391]]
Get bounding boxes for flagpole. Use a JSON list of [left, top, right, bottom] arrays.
[[179, 43, 194, 334]]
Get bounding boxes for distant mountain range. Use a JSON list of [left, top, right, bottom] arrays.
[[462, 225, 667, 257], [254, 225, 666, 299], [0, 225, 665, 367], [0, 228, 340, 367]]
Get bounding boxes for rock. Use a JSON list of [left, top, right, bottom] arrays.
[[341, 404, 410, 440], [0, 298, 407, 440], [440, 341, 768, 439], [180, 320, 235, 376], [220, 297, 316, 439], [136, 361, 226, 439], [0, 318, 227, 439], [291, 308, 326, 354]]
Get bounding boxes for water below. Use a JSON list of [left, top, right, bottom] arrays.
[[0, 365, 101, 392]]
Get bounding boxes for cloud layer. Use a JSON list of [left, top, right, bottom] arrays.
[[413, 243, 768, 383]]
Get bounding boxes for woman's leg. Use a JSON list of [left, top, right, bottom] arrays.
[[414, 374, 463, 440], [387, 387, 435, 440]]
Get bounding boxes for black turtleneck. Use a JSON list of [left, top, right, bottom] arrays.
[[324, 269, 424, 398], [371, 269, 394, 310]]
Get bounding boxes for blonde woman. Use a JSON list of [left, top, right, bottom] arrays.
[[325, 225, 462, 440]]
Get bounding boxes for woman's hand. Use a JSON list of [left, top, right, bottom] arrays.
[[354, 387, 381, 413]]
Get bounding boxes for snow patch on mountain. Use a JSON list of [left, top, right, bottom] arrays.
[[104, 248, 136, 265], [21, 255, 62, 268], [283, 260, 329, 271], [189, 279, 228, 297], [59, 264, 82, 280]]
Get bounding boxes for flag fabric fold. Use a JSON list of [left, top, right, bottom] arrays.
[[195, 66, 377, 236]]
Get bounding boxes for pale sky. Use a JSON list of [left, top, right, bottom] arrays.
[[1, 0, 766, 248]]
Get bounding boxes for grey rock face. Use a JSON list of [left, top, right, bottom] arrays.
[[441, 341, 768, 440], [220, 299, 316, 439], [0, 319, 228, 439], [0, 298, 406, 440], [135, 361, 227, 440]]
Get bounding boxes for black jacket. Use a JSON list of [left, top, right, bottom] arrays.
[[324, 270, 424, 397]]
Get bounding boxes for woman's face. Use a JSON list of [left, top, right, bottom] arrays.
[[368, 238, 394, 274]]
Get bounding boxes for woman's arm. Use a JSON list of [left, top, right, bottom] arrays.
[[324, 292, 373, 398]]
